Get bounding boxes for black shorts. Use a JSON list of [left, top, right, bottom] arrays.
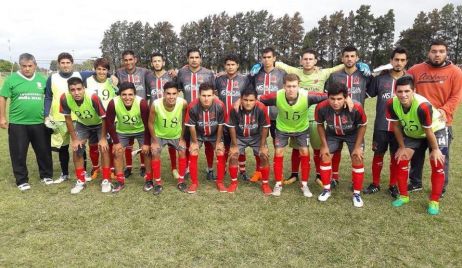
[[372, 130, 398, 154], [327, 133, 364, 154], [274, 129, 309, 149], [403, 128, 448, 152]]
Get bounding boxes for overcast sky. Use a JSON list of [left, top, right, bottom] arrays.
[[1, 0, 459, 68]]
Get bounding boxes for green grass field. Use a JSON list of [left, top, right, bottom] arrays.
[[0, 77, 461, 266]]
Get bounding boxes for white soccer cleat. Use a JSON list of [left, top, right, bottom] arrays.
[[101, 179, 112, 193], [54, 174, 69, 184], [318, 189, 331, 202], [352, 193, 364, 208], [272, 184, 283, 197], [18, 183, 31, 191], [301, 185, 313, 198], [70, 181, 86, 194], [41, 178, 54, 185]]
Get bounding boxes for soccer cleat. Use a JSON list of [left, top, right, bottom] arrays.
[[112, 182, 125, 193], [177, 182, 187, 193], [216, 182, 228, 193], [172, 169, 180, 179], [123, 167, 132, 178], [363, 183, 380, 194], [283, 174, 298, 185], [41, 178, 54, 185], [249, 171, 262, 182], [84, 171, 92, 182], [206, 170, 216, 181], [261, 183, 272, 196], [17, 183, 31, 191], [54, 173, 69, 184], [427, 201, 440, 215], [272, 184, 283, 197], [330, 179, 339, 189], [91, 167, 100, 179], [143, 181, 154, 192], [227, 181, 238, 193], [70, 181, 86, 194], [318, 189, 331, 202], [187, 183, 198, 194], [388, 185, 399, 198], [152, 184, 163, 195], [101, 179, 112, 193], [140, 167, 146, 178], [392, 195, 410, 207], [239, 171, 249, 182], [301, 185, 313, 198], [407, 183, 422, 192], [352, 193, 364, 207]]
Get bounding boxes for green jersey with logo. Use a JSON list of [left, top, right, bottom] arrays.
[[153, 97, 183, 139], [0, 72, 46, 124], [114, 96, 144, 134], [276, 89, 309, 133]]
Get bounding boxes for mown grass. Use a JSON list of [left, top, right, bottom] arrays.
[[0, 89, 461, 267]]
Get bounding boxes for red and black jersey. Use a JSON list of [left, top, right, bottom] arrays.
[[177, 66, 215, 103], [225, 101, 270, 138], [115, 67, 155, 99], [149, 71, 172, 102], [367, 71, 406, 131], [215, 73, 249, 114], [185, 98, 225, 138], [251, 68, 286, 120], [315, 100, 367, 136], [325, 69, 371, 106]]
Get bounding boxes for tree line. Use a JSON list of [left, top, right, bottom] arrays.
[[96, 3, 460, 71]]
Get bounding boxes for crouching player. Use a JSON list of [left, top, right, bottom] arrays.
[[105, 82, 151, 193], [148, 81, 188, 195], [227, 88, 272, 195], [316, 83, 367, 207], [259, 74, 326, 197], [60, 77, 111, 194], [386, 76, 446, 215], [186, 83, 226, 193]]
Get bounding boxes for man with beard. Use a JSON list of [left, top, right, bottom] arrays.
[[406, 40, 462, 195]]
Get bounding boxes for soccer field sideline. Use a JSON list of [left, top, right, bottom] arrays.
[[0, 77, 461, 266]]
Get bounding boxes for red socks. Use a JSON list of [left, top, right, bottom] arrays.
[[332, 151, 341, 180], [125, 145, 133, 169], [255, 155, 261, 172], [102, 167, 111, 181], [320, 162, 332, 187], [217, 155, 226, 183], [75, 167, 85, 183], [260, 166, 269, 183], [352, 164, 364, 192], [205, 142, 214, 170], [396, 160, 410, 197], [313, 149, 321, 176], [300, 155, 310, 182], [430, 160, 445, 201], [229, 165, 238, 179], [189, 154, 198, 185], [291, 149, 300, 173], [168, 146, 177, 170], [116, 172, 125, 184], [389, 154, 398, 186], [238, 154, 246, 173], [89, 144, 99, 168], [372, 154, 384, 186], [178, 157, 187, 182], [152, 159, 161, 181], [274, 156, 284, 182]]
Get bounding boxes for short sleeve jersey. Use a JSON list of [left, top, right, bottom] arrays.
[[315, 100, 367, 136], [185, 98, 225, 138], [215, 73, 249, 114], [177, 67, 215, 103], [252, 68, 286, 120], [115, 67, 154, 99], [0, 71, 47, 124], [148, 71, 172, 102], [226, 101, 270, 138], [367, 71, 405, 131], [325, 69, 371, 106]]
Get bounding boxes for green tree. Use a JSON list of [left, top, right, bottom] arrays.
[[0, 59, 14, 72]]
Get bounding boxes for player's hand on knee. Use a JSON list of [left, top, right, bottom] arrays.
[[99, 139, 109, 152], [141, 145, 151, 155], [351, 148, 363, 162], [430, 148, 445, 166], [189, 142, 199, 154], [320, 146, 331, 162], [259, 145, 269, 159], [229, 145, 239, 158], [112, 143, 123, 154]]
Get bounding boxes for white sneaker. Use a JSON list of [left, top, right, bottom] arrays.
[[272, 184, 283, 197], [101, 179, 111, 193], [353, 193, 364, 208], [172, 169, 180, 179], [18, 183, 31, 191], [318, 189, 331, 202], [70, 181, 86, 194], [301, 185, 313, 197], [84, 171, 92, 182], [54, 174, 69, 184], [41, 178, 54, 185]]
